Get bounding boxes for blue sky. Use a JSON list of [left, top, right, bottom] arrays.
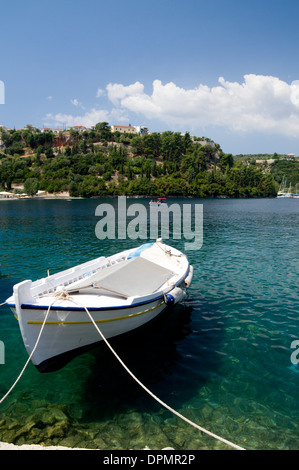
[[1, 0, 299, 155]]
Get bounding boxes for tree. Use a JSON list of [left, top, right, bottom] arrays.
[[0, 159, 13, 189], [219, 153, 234, 172], [24, 178, 39, 196], [45, 147, 54, 159], [183, 132, 193, 152], [95, 122, 112, 141]]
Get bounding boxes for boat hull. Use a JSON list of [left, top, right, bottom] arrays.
[[7, 240, 193, 372], [11, 297, 167, 372]]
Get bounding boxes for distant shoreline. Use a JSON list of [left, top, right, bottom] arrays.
[[0, 193, 280, 201], [0, 191, 77, 201]]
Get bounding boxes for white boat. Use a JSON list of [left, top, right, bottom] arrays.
[[293, 184, 299, 198], [6, 240, 193, 373], [277, 177, 293, 198]]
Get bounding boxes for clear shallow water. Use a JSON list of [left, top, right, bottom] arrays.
[[0, 197, 298, 450]]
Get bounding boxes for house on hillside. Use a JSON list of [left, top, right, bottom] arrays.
[[69, 126, 88, 133], [111, 125, 138, 134], [22, 125, 39, 132], [192, 137, 216, 147], [286, 153, 295, 160]]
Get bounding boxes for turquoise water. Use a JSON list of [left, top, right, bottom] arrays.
[[0, 197, 298, 450]]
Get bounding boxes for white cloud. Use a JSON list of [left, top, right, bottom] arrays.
[[45, 108, 111, 128], [45, 107, 129, 128], [106, 75, 299, 137], [96, 88, 105, 98], [290, 80, 299, 107], [106, 81, 145, 107], [44, 75, 299, 139], [70, 98, 80, 106], [70, 98, 86, 110]]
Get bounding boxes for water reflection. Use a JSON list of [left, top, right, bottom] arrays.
[[80, 292, 227, 424]]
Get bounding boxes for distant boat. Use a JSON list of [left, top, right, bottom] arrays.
[[293, 184, 299, 199], [277, 177, 293, 198], [149, 197, 168, 206], [6, 240, 193, 372]]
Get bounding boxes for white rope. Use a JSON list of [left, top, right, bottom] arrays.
[[155, 241, 185, 258], [71, 297, 245, 451], [0, 293, 64, 405], [0, 302, 7, 307], [0, 292, 245, 450]]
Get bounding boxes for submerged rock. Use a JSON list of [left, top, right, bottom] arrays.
[[0, 403, 73, 446]]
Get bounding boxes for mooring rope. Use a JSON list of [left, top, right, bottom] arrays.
[[71, 296, 245, 451], [0, 302, 7, 307], [0, 292, 245, 450], [0, 293, 63, 405]]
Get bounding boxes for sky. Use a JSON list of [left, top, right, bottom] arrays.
[[1, 0, 299, 155]]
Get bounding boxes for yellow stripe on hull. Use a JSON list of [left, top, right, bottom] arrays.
[[26, 301, 165, 326]]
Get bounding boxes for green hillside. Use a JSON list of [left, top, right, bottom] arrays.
[[0, 123, 281, 198]]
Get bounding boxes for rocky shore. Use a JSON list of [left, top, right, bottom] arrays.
[[0, 441, 87, 450]]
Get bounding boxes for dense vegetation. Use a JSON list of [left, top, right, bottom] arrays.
[[270, 159, 299, 190], [0, 123, 283, 198]]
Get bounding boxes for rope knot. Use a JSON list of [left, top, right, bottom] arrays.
[[54, 290, 71, 301]]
